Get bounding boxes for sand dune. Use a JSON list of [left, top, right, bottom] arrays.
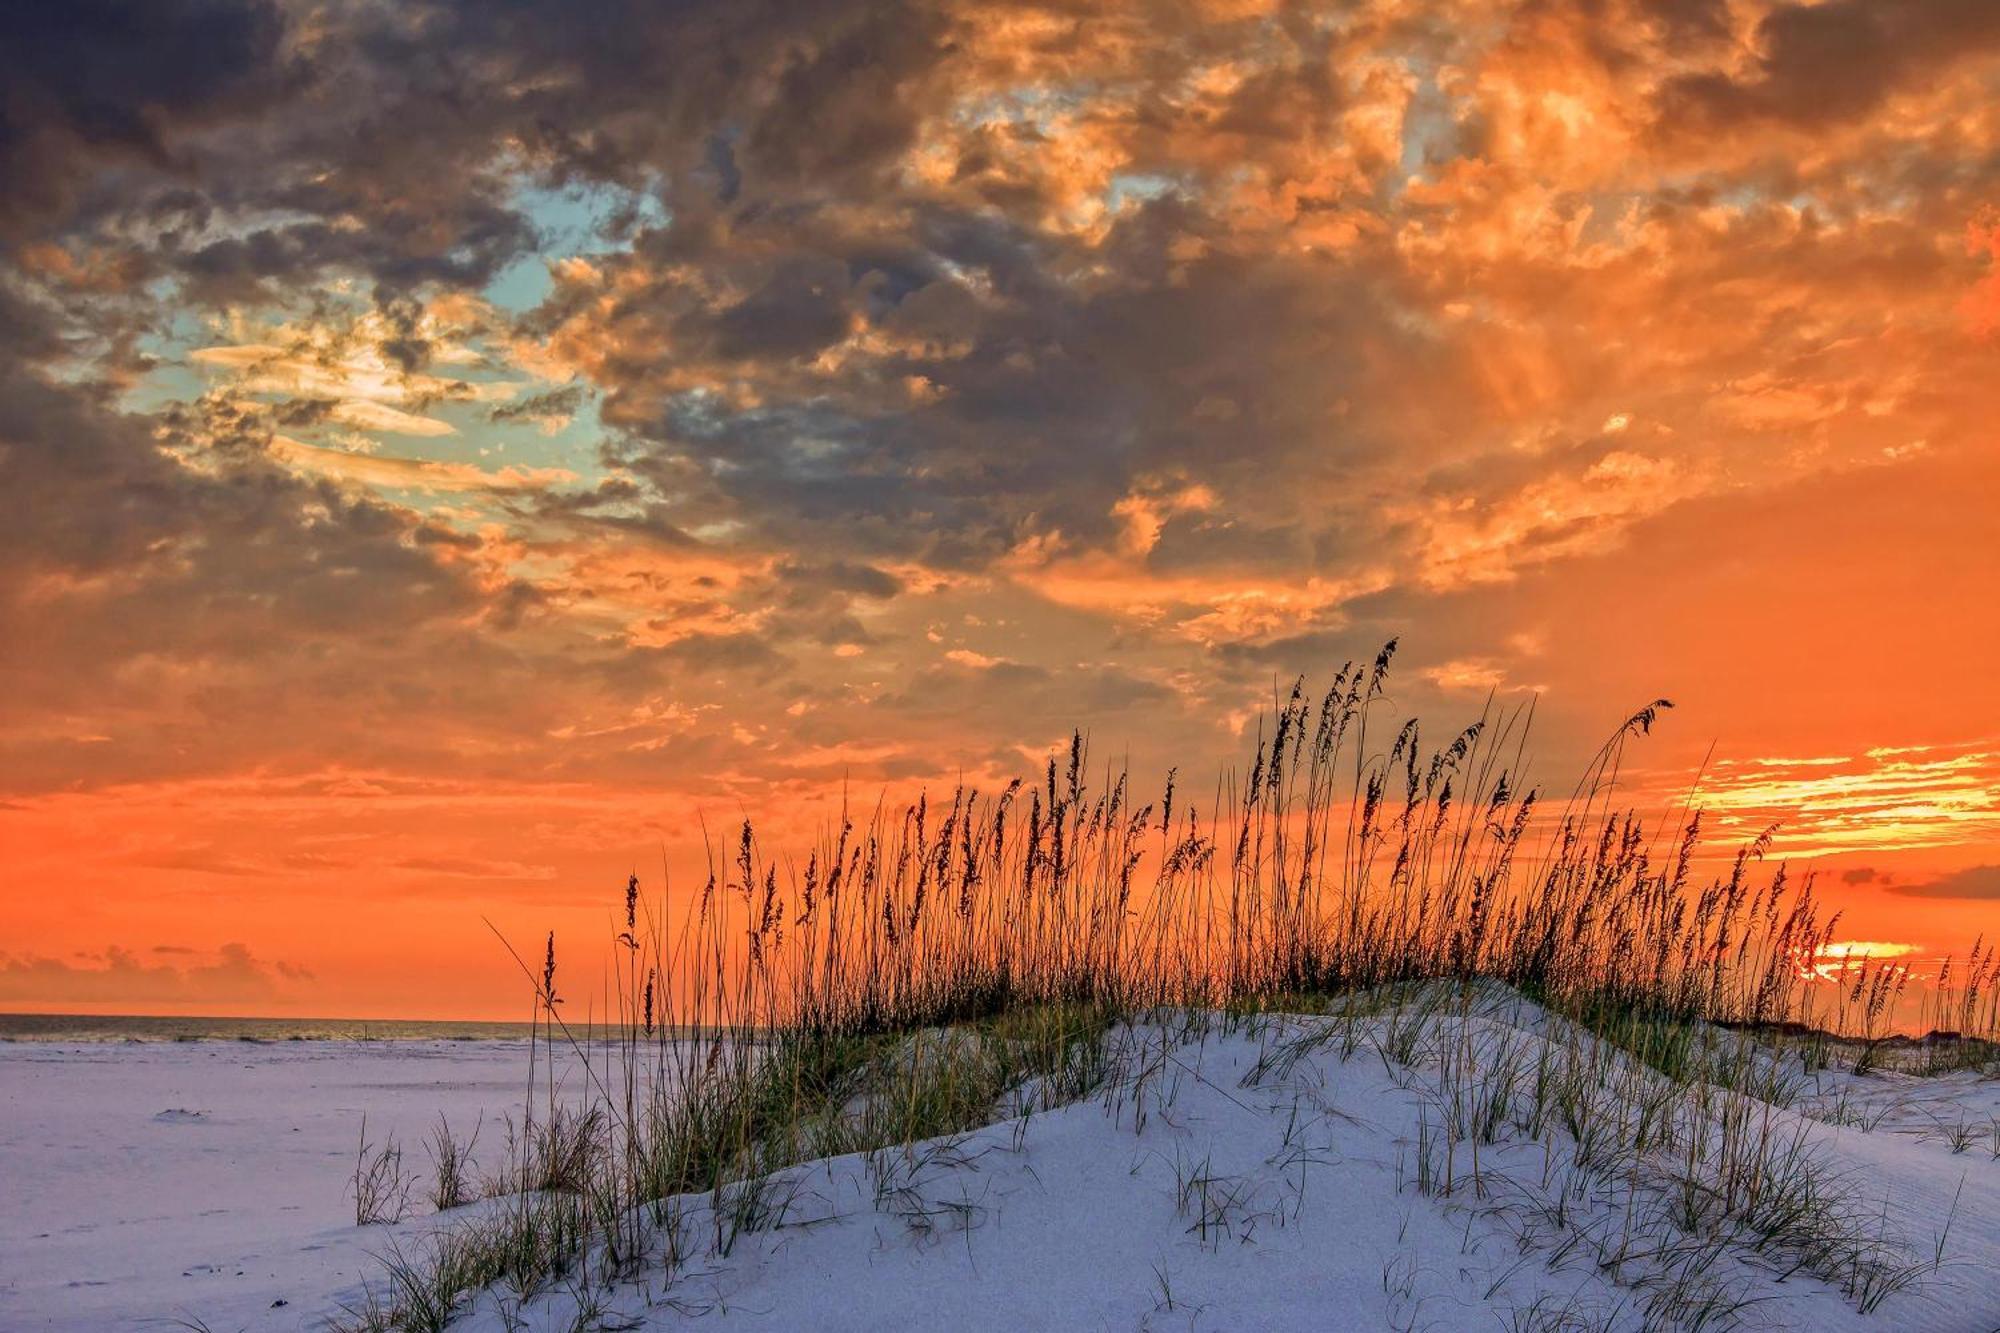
[[5, 993, 1996, 1331]]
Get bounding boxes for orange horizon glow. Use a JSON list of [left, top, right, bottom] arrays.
[[3, 0, 1998, 1020]]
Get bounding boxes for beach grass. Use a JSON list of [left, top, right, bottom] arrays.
[[333, 644, 1999, 1331]]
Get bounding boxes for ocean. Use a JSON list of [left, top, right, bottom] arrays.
[[0, 1012, 536, 1043]]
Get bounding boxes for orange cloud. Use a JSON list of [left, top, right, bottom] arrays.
[[267, 436, 577, 494], [1962, 211, 2000, 337]]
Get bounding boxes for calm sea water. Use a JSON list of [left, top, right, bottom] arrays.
[[0, 1013, 537, 1043]]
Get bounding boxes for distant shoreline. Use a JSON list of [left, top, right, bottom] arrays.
[[0, 1012, 535, 1043], [0, 1013, 732, 1044]]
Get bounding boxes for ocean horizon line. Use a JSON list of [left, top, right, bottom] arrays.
[[0, 1012, 714, 1044]]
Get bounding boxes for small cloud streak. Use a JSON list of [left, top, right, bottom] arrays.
[[1889, 865, 2000, 901], [0, 943, 312, 1008], [1422, 658, 1508, 693]]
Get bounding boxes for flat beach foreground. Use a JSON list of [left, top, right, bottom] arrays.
[[5, 997, 1998, 1332], [0, 1038, 533, 1330]]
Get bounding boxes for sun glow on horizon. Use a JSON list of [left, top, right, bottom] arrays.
[[1801, 940, 1926, 985]]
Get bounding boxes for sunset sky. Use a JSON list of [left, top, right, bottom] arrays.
[[3, 0, 1997, 1019]]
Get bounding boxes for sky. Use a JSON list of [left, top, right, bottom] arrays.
[[2, 0, 1997, 1019]]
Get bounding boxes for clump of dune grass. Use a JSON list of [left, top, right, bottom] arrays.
[[351, 1115, 411, 1227], [425, 1116, 481, 1213], [337, 643, 1997, 1329], [1369, 986, 1944, 1313]]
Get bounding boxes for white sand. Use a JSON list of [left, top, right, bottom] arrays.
[[4, 1003, 1997, 1332], [0, 1038, 537, 1330]]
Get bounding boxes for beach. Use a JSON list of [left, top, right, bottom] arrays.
[[6, 1001, 1998, 1332], [0, 1036, 534, 1330]]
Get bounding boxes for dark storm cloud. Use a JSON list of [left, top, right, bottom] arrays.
[[572, 194, 1426, 578], [642, 631, 792, 680], [773, 560, 904, 601], [711, 257, 856, 361], [869, 660, 1176, 726], [1632, 0, 1731, 46], [5, 0, 958, 311], [1654, 0, 2000, 133], [0, 0, 293, 239]]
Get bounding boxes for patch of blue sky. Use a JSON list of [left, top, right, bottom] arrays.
[[483, 178, 669, 315], [1107, 172, 1178, 211], [469, 409, 606, 482], [951, 82, 1098, 133], [112, 181, 634, 493], [661, 386, 735, 440], [1703, 180, 1837, 221], [665, 391, 869, 478], [1394, 74, 1458, 196], [317, 381, 611, 498], [113, 276, 228, 413]]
